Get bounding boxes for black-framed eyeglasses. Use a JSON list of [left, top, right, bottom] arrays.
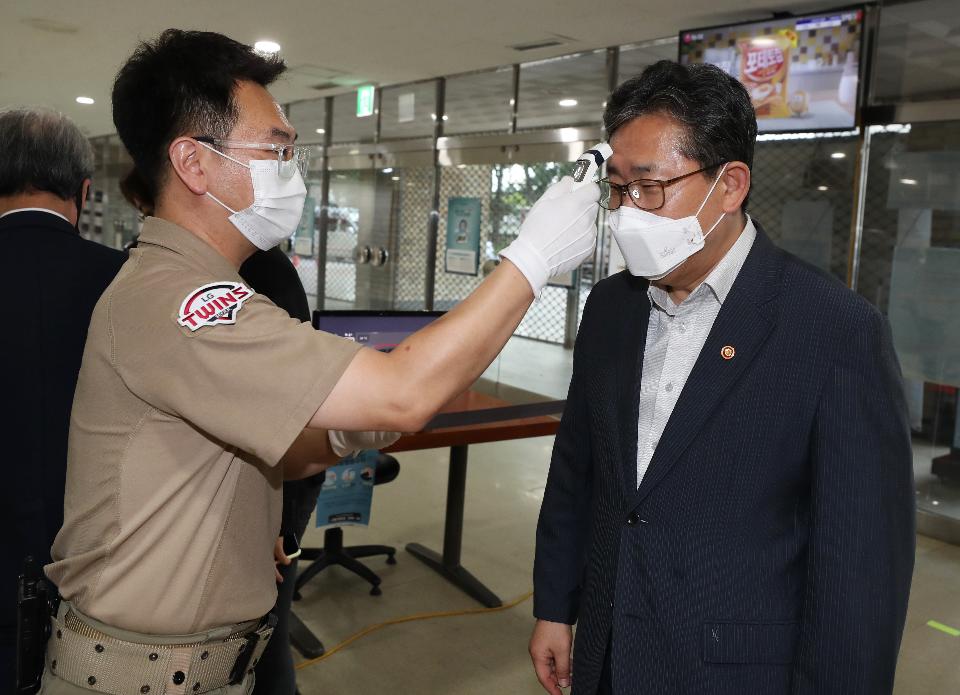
[[599, 162, 724, 211], [193, 136, 309, 179]]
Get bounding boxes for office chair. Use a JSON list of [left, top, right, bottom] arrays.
[[293, 452, 400, 598]]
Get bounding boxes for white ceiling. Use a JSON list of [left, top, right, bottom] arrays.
[[2, 0, 839, 137]]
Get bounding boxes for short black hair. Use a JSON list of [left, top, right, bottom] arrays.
[[111, 29, 286, 201], [0, 108, 93, 200], [604, 60, 757, 207]]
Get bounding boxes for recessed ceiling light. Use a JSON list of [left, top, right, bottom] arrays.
[[830, 152, 846, 159], [391, 176, 400, 181], [76, 96, 94, 105], [383, 167, 393, 174], [254, 40, 281, 54], [315, 128, 325, 134], [817, 185, 828, 191], [558, 99, 578, 107], [900, 178, 918, 185]]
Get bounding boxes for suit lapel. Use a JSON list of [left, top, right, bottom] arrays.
[[630, 229, 784, 508], [616, 275, 650, 494]]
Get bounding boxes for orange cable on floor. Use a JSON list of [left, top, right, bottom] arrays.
[[294, 589, 534, 670]]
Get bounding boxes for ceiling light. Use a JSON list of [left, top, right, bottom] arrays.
[[558, 99, 578, 107], [442, 115, 449, 121], [900, 178, 918, 185], [391, 176, 400, 181], [75, 96, 94, 105], [254, 40, 281, 54], [817, 185, 828, 191], [383, 167, 393, 173], [349, 149, 359, 155], [315, 128, 325, 134], [830, 152, 846, 159]]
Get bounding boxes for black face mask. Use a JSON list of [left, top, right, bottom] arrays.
[[74, 187, 85, 233]]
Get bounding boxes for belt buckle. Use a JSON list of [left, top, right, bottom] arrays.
[[228, 614, 277, 685]]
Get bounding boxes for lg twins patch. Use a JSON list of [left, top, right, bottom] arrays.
[[177, 282, 253, 331]]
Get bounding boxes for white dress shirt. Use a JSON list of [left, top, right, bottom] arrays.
[[635, 216, 757, 487], [0, 207, 71, 223]]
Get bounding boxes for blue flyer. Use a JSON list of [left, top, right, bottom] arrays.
[[315, 450, 378, 527]]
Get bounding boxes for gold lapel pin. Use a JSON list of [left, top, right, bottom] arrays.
[[721, 345, 736, 360]]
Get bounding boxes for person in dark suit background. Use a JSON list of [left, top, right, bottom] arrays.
[[0, 108, 125, 689], [529, 61, 915, 695]]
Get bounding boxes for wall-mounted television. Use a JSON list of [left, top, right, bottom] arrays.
[[679, 6, 866, 132]]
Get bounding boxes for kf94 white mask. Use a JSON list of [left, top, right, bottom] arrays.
[[610, 163, 728, 280], [201, 142, 308, 251]]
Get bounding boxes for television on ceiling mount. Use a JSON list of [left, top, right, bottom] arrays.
[[678, 5, 866, 133]]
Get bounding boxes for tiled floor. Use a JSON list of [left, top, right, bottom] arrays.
[[291, 338, 960, 694]]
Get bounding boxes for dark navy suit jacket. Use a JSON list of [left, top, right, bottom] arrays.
[[534, 225, 915, 695], [0, 210, 125, 687]]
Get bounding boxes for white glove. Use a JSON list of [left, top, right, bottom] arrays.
[[328, 429, 401, 459], [499, 176, 600, 295]]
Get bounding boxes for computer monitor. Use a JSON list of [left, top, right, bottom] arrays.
[[679, 5, 866, 133], [313, 310, 445, 352]]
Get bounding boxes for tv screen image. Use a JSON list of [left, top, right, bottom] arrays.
[[679, 7, 864, 132], [313, 310, 444, 353]]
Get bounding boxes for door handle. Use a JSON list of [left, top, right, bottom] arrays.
[[353, 245, 372, 264], [371, 247, 389, 267]]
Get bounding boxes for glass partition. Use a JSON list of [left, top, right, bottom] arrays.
[[856, 120, 960, 527], [288, 99, 327, 145], [380, 81, 437, 140], [516, 50, 607, 130], [750, 131, 859, 280], [330, 91, 377, 145], [872, 0, 960, 104], [445, 67, 515, 135]]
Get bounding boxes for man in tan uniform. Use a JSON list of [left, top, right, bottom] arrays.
[[40, 29, 601, 694]]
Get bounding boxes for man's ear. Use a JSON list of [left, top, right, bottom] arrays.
[[167, 137, 207, 196], [720, 161, 751, 214]]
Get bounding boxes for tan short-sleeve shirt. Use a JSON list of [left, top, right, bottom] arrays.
[[46, 218, 362, 634]]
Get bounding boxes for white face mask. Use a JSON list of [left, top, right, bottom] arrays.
[[200, 142, 308, 251], [610, 163, 728, 280]]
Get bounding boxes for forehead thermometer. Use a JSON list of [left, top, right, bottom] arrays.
[[571, 142, 613, 190]]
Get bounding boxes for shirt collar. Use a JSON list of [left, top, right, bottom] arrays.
[[647, 215, 757, 312], [136, 216, 243, 279], [0, 207, 71, 224]]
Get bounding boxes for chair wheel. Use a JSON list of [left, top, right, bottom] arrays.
[[386, 554, 397, 565], [370, 585, 382, 596]]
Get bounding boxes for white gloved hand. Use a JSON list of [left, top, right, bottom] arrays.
[[328, 429, 401, 459], [499, 176, 600, 295]]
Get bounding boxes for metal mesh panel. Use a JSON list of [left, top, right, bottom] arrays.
[[749, 132, 859, 282], [284, 178, 323, 312], [434, 161, 576, 343], [394, 167, 435, 309], [325, 170, 362, 306]]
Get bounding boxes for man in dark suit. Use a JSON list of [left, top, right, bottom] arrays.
[[0, 108, 125, 688], [529, 61, 914, 695]]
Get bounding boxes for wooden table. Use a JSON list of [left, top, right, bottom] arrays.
[[384, 390, 563, 608]]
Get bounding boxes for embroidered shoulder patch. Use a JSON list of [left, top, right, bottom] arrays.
[[177, 282, 253, 331]]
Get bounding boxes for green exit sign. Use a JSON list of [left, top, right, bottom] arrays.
[[356, 85, 375, 118]]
